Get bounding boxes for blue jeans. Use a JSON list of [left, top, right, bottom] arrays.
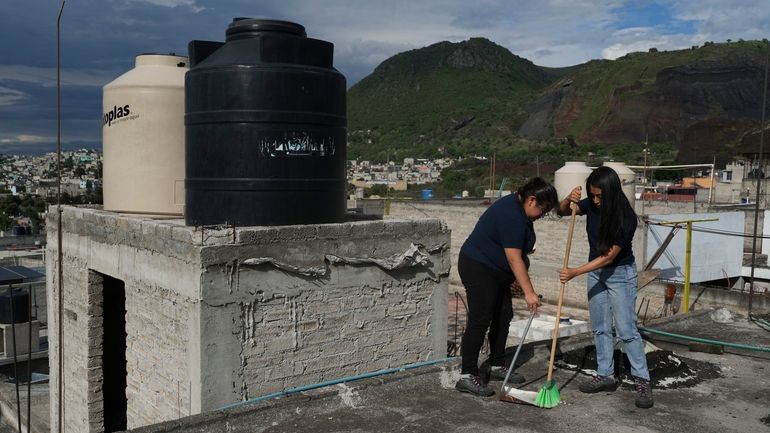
[[587, 263, 650, 380]]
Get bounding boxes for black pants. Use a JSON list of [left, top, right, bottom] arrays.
[[459, 252, 514, 375]]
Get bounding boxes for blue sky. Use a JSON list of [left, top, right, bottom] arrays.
[[0, 0, 768, 154]]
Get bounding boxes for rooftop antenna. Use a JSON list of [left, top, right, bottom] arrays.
[[56, 1, 66, 432], [749, 39, 769, 316]]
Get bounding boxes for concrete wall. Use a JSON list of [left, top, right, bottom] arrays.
[[0, 234, 45, 247], [388, 200, 641, 307], [386, 200, 721, 309], [47, 207, 449, 431], [194, 219, 450, 410], [46, 208, 201, 433]]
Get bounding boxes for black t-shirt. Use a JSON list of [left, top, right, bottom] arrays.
[[460, 194, 535, 274], [578, 198, 636, 266]]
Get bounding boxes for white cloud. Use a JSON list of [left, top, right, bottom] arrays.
[[0, 135, 51, 144], [668, 0, 769, 42], [0, 65, 118, 88], [600, 27, 703, 60], [0, 86, 25, 106], [129, 0, 204, 13], [275, 0, 623, 68]]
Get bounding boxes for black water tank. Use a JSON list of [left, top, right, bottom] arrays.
[[0, 288, 29, 324], [185, 18, 347, 226]]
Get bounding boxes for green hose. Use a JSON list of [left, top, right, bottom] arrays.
[[639, 326, 770, 353]]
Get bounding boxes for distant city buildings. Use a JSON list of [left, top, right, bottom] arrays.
[[1, 149, 767, 205], [348, 157, 455, 191], [0, 149, 101, 199]]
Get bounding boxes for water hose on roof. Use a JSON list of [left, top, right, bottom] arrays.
[[218, 357, 455, 411], [750, 315, 770, 331], [639, 326, 770, 353]]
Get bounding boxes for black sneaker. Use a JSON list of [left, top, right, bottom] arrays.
[[489, 366, 526, 384], [634, 378, 654, 408], [578, 375, 618, 393], [455, 374, 495, 397]]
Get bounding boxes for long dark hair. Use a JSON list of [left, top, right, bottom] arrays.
[[586, 166, 636, 254], [517, 177, 558, 213]]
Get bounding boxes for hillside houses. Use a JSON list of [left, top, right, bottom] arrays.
[[348, 157, 455, 191], [0, 149, 101, 199]]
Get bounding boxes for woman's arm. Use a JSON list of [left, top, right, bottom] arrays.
[[557, 186, 582, 216], [505, 247, 541, 312], [558, 244, 622, 283]]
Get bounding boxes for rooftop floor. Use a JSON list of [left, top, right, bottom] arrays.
[[129, 308, 770, 433]]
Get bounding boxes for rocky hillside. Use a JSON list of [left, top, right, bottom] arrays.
[[519, 41, 770, 165]]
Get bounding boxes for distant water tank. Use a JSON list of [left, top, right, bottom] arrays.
[[102, 54, 188, 215], [554, 161, 592, 201], [421, 189, 433, 200], [0, 288, 28, 324], [184, 18, 347, 226], [603, 161, 636, 207]]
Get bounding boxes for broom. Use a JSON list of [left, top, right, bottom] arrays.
[[534, 203, 577, 408], [498, 295, 541, 405]]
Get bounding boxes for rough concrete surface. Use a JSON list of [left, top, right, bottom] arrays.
[[124, 308, 770, 433], [0, 379, 48, 433]]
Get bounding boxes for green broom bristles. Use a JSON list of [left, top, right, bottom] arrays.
[[534, 380, 560, 408]]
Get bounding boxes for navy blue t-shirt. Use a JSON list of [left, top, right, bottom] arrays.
[[578, 198, 636, 266], [460, 194, 535, 275]]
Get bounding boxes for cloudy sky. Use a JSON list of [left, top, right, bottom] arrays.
[[0, 0, 768, 154]]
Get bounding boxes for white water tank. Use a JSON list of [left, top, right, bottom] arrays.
[[554, 161, 592, 201], [102, 54, 188, 215], [603, 161, 636, 208]]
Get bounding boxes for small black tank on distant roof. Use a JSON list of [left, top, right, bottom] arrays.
[[185, 18, 347, 226]]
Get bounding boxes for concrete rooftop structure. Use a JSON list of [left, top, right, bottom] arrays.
[[46, 207, 450, 432]]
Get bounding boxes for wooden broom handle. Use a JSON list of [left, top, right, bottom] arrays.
[[546, 203, 577, 382]]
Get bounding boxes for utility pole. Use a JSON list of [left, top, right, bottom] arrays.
[[749, 39, 769, 314], [489, 152, 496, 197], [643, 135, 649, 215]]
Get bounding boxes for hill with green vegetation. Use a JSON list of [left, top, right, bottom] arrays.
[[347, 37, 559, 163]]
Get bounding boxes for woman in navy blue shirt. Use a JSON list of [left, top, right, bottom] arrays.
[[557, 166, 653, 409], [455, 177, 558, 397]]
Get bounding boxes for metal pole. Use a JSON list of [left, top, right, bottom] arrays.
[[8, 285, 22, 433], [27, 284, 32, 433], [56, 2, 66, 432], [749, 39, 769, 314], [642, 145, 647, 215], [708, 159, 715, 211], [683, 221, 693, 313]]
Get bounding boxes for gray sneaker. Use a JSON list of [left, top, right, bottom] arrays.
[[578, 375, 618, 393], [455, 374, 495, 397], [634, 378, 654, 408], [489, 366, 526, 384]]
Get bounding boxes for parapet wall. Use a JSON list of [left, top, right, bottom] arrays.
[[388, 199, 647, 308], [47, 207, 449, 432], [197, 219, 451, 408]]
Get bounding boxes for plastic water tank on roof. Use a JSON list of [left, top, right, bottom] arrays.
[[184, 18, 347, 226], [102, 54, 188, 215], [603, 161, 636, 207], [554, 161, 592, 201]]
